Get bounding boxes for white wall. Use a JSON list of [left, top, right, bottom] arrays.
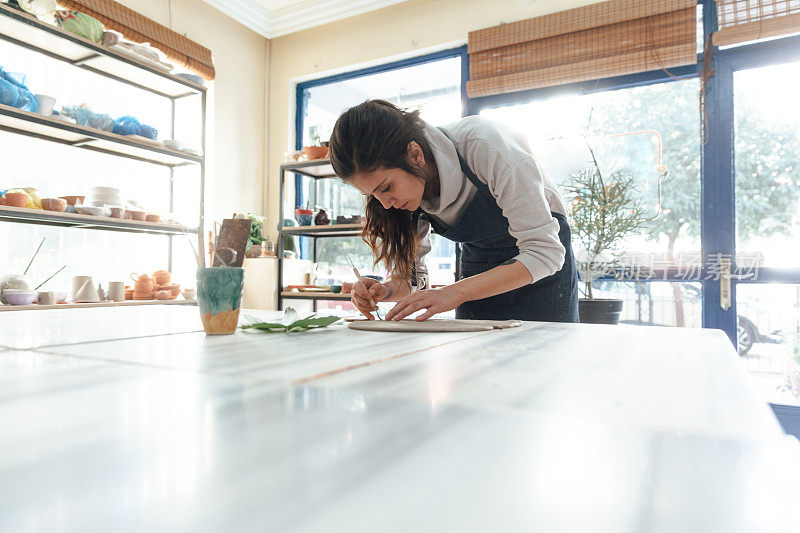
[[264, 0, 604, 238], [120, 0, 269, 223]]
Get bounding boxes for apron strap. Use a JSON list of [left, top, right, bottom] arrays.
[[436, 127, 492, 198]]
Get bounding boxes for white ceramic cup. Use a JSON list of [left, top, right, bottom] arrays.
[[37, 291, 56, 305], [35, 94, 56, 116], [182, 288, 196, 300], [107, 281, 125, 302]]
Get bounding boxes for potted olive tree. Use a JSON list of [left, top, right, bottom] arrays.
[[565, 144, 647, 324]]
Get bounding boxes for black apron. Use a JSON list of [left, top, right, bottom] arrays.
[[416, 129, 579, 322]]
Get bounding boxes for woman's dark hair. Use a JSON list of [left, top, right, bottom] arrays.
[[329, 99, 433, 282]]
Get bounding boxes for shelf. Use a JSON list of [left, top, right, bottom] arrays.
[[280, 159, 337, 179], [0, 205, 198, 235], [0, 4, 205, 99], [0, 103, 202, 166], [0, 299, 196, 312], [280, 223, 364, 237], [280, 291, 351, 301]]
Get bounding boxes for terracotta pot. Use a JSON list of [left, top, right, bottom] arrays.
[[146, 213, 160, 223], [132, 293, 154, 300], [59, 196, 84, 206], [302, 145, 329, 159], [4, 192, 30, 208], [131, 273, 154, 294], [41, 198, 68, 212], [126, 210, 146, 221], [153, 270, 171, 285], [169, 284, 181, 298], [0, 196, 6, 206], [154, 290, 171, 300], [109, 207, 125, 218]]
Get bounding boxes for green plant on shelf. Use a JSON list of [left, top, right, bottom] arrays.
[[245, 212, 265, 252]]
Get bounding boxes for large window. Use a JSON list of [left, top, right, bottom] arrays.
[[482, 79, 702, 327], [294, 51, 464, 312]]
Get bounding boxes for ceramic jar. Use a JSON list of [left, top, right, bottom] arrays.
[[153, 270, 171, 286]]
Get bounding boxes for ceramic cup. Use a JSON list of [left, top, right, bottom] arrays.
[[196, 267, 244, 335], [35, 94, 56, 116], [182, 288, 196, 300], [37, 291, 56, 305], [107, 281, 125, 302]]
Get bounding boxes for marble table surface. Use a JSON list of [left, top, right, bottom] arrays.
[[1, 306, 799, 532]]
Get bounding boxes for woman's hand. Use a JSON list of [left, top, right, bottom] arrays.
[[351, 278, 391, 320], [385, 286, 465, 321]]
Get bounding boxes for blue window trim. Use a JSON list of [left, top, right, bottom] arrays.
[[293, 45, 469, 258]]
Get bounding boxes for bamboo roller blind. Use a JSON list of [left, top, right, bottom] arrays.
[[467, 0, 697, 98], [714, 0, 800, 46], [58, 0, 215, 80]]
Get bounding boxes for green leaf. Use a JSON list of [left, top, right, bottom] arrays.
[[240, 312, 340, 334]]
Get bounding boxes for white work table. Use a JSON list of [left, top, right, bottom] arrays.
[[1, 306, 799, 532]]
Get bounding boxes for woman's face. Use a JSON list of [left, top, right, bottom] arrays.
[[348, 167, 425, 211]]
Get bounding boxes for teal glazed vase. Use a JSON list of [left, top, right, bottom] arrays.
[[196, 267, 244, 334]]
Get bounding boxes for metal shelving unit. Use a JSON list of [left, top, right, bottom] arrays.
[[277, 159, 363, 310], [0, 5, 206, 275]]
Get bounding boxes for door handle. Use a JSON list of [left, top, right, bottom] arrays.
[[719, 256, 732, 310]]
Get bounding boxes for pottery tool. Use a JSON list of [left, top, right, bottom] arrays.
[[34, 265, 66, 290], [348, 319, 522, 333], [214, 247, 238, 267], [212, 218, 251, 268], [207, 230, 214, 266], [186, 235, 202, 268], [347, 253, 381, 320], [23, 237, 45, 276]]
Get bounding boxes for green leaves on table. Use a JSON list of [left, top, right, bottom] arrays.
[[241, 308, 340, 333]]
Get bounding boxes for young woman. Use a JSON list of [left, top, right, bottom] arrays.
[[329, 99, 578, 323]]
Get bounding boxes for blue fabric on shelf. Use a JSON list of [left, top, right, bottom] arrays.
[[0, 68, 38, 112]]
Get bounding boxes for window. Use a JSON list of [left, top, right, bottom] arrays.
[[734, 61, 800, 269], [482, 79, 702, 326]]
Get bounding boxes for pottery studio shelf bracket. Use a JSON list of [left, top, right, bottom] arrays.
[[0, 4, 208, 279]]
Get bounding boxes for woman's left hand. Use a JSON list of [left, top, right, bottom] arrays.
[[384, 286, 464, 321]]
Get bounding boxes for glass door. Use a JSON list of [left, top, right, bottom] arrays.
[[731, 60, 800, 404]]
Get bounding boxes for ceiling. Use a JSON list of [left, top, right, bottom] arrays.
[[201, 0, 412, 39]]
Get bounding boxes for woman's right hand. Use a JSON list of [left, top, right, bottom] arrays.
[[352, 278, 390, 320]]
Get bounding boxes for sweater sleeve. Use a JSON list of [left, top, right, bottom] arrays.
[[487, 156, 566, 283]]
